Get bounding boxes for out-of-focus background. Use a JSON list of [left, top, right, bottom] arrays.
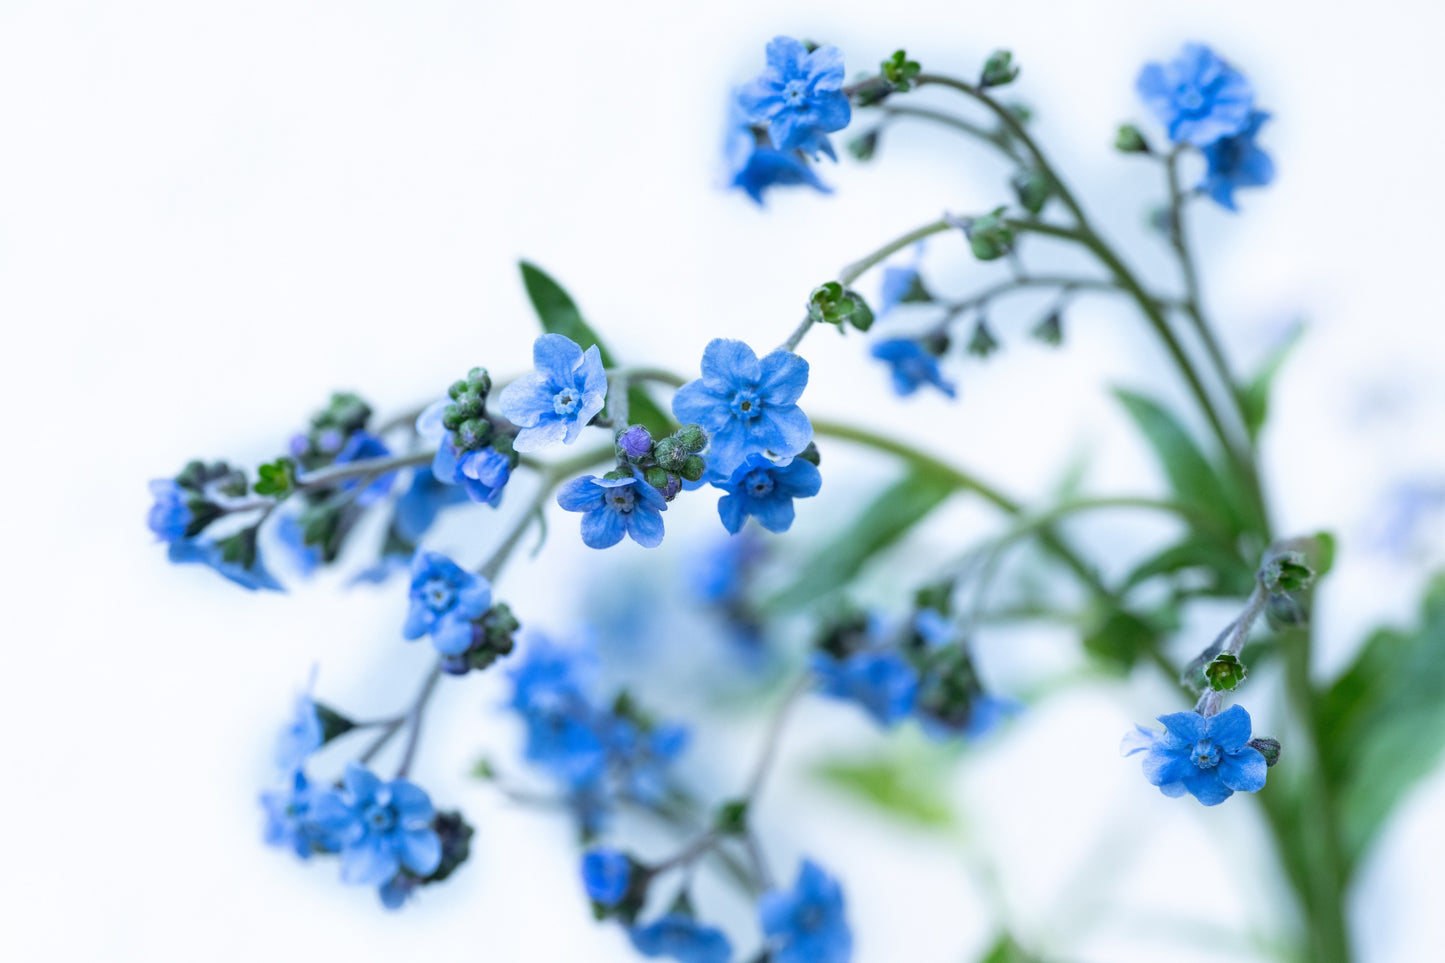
[[3, 1, 1443, 960]]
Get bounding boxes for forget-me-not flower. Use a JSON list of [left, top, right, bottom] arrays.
[[1199, 111, 1275, 211], [274, 684, 323, 773], [629, 914, 733, 963], [497, 334, 608, 453], [726, 95, 830, 205], [1124, 704, 1267, 806], [403, 551, 492, 655], [812, 649, 919, 726], [712, 453, 822, 534], [260, 769, 343, 859], [147, 479, 192, 542], [870, 339, 956, 398], [557, 474, 668, 549], [393, 469, 471, 542], [739, 37, 851, 157], [673, 339, 812, 476], [310, 762, 443, 885], [276, 513, 323, 577], [1136, 44, 1253, 146], [581, 848, 633, 907], [759, 859, 853, 963], [416, 400, 513, 506]]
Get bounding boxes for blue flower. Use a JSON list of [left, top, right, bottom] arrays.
[[688, 531, 767, 604], [1124, 705, 1267, 806], [604, 718, 690, 805], [739, 37, 851, 157], [274, 685, 322, 773], [1136, 44, 1254, 146], [147, 479, 192, 542], [877, 244, 926, 317], [403, 551, 492, 656], [394, 469, 470, 542], [1199, 110, 1275, 211], [309, 763, 442, 885], [712, 453, 822, 534], [759, 859, 853, 963], [378, 873, 420, 910], [416, 400, 514, 506], [276, 513, 323, 577], [811, 650, 919, 726], [629, 915, 733, 963], [496, 334, 608, 453], [333, 431, 397, 506], [733, 146, 832, 206], [260, 770, 343, 859], [581, 848, 632, 906], [167, 538, 284, 592], [673, 339, 812, 476], [557, 475, 668, 549], [507, 636, 607, 784], [869, 339, 956, 399]]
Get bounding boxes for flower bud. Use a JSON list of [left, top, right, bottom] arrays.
[[961, 208, 1014, 261], [674, 423, 708, 453], [1011, 168, 1051, 215], [1248, 737, 1282, 767], [654, 438, 689, 472], [881, 49, 921, 91], [1260, 551, 1314, 595], [455, 418, 492, 451], [1031, 311, 1063, 346], [680, 455, 706, 483], [447, 379, 469, 401], [643, 466, 672, 491], [967, 319, 1000, 358], [466, 366, 492, 394], [618, 424, 653, 459], [848, 129, 880, 161], [1204, 653, 1247, 692], [796, 442, 821, 467], [454, 389, 485, 419], [1114, 123, 1150, 154], [441, 404, 464, 431], [980, 49, 1019, 88]]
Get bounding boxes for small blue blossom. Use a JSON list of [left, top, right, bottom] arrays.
[[870, 339, 956, 399], [759, 859, 853, 963], [403, 551, 492, 656], [332, 431, 397, 506], [811, 650, 919, 726], [877, 244, 926, 317], [378, 873, 420, 910], [274, 685, 323, 773], [713, 453, 822, 534], [416, 400, 514, 506], [603, 718, 691, 805], [688, 531, 766, 604], [557, 475, 668, 549], [394, 469, 470, 542], [1136, 44, 1254, 147], [147, 479, 192, 542], [629, 914, 733, 963], [260, 770, 343, 859], [739, 37, 851, 157], [167, 539, 284, 592], [581, 848, 632, 906], [673, 339, 812, 476], [508, 636, 606, 784], [1199, 111, 1275, 211], [733, 146, 832, 205], [309, 762, 443, 886], [496, 334, 608, 453], [276, 513, 323, 577], [1124, 704, 1267, 806]]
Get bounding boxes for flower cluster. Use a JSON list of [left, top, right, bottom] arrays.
[[416, 365, 520, 506], [404, 551, 519, 673]]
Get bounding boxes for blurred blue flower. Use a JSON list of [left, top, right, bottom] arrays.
[[629, 914, 733, 963], [581, 848, 632, 906], [1136, 44, 1253, 146], [309, 762, 443, 885], [394, 469, 471, 542], [168, 538, 284, 592], [877, 244, 926, 317], [674, 339, 812, 476], [274, 685, 322, 773], [557, 475, 668, 549], [276, 513, 323, 577], [870, 339, 956, 398], [739, 37, 850, 157], [378, 873, 420, 910], [497, 334, 608, 453], [414, 399, 512, 506], [1199, 111, 1275, 211], [333, 431, 397, 506], [508, 636, 606, 784], [712, 453, 822, 534], [403, 551, 492, 656], [1124, 705, 1267, 806], [812, 650, 919, 726], [260, 769, 343, 859], [605, 718, 690, 805], [147, 479, 192, 542], [760, 859, 853, 963]]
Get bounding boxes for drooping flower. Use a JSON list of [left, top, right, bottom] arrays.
[[673, 339, 812, 476], [403, 551, 492, 655], [309, 762, 443, 886], [869, 339, 956, 398], [416, 400, 513, 506], [274, 685, 323, 773], [276, 513, 323, 577], [629, 914, 733, 963], [260, 769, 343, 859], [876, 244, 928, 317], [811, 650, 919, 726], [393, 469, 470, 542], [712, 453, 822, 534], [759, 859, 853, 963], [1124, 704, 1267, 806], [733, 145, 832, 205], [1198, 110, 1275, 211], [167, 538, 284, 592], [739, 37, 851, 157], [332, 431, 397, 506], [496, 334, 608, 453], [147, 479, 193, 542], [556, 475, 668, 549], [1136, 44, 1254, 146], [581, 848, 632, 907]]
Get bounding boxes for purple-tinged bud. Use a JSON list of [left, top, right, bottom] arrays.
[[618, 425, 653, 459], [439, 655, 470, 676], [318, 429, 345, 454], [288, 433, 310, 458], [659, 474, 682, 501]]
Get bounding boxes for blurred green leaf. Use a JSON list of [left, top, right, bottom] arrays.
[[1240, 322, 1304, 443], [1318, 573, 1445, 869], [977, 934, 1033, 963], [765, 469, 955, 610], [1082, 606, 1159, 671], [518, 261, 673, 436], [813, 746, 956, 829], [1119, 536, 1253, 597]]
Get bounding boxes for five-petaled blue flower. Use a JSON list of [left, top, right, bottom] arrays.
[[1199, 110, 1275, 211], [1124, 704, 1267, 806], [581, 848, 632, 907], [740, 37, 851, 158], [310, 762, 443, 885], [712, 453, 822, 534], [333, 431, 397, 506], [870, 339, 956, 399], [416, 400, 513, 506], [674, 339, 812, 476], [403, 551, 492, 655], [147, 479, 192, 542], [760, 859, 853, 963], [629, 914, 733, 963], [1136, 44, 1254, 147], [811, 650, 919, 727], [557, 475, 668, 549], [260, 769, 343, 859], [497, 334, 608, 453], [726, 95, 831, 205]]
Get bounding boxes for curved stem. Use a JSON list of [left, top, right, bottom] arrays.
[[875, 104, 1022, 161], [296, 450, 434, 491], [394, 663, 443, 778]]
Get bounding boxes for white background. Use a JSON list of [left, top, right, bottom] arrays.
[[3, 1, 1444, 960]]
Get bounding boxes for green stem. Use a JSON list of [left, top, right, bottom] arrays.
[[296, 450, 434, 490], [876, 104, 1023, 161], [478, 444, 613, 580]]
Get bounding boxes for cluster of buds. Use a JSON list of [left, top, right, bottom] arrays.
[[440, 603, 521, 676], [613, 423, 708, 500], [289, 392, 373, 471]]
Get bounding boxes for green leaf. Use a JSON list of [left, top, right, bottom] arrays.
[[253, 457, 297, 497], [1318, 574, 1445, 870], [977, 934, 1032, 963], [1119, 536, 1253, 597], [1082, 606, 1159, 671], [1240, 322, 1304, 443], [517, 260, 673, 436], [765, 469, 955, 610], [813, 747, 956, 829]]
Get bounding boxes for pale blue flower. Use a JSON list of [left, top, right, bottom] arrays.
[[497, 334, 608, 453], [673, 339, 812, 476]]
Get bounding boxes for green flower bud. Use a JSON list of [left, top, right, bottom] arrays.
[[797, 442, 821, 467], [1204, 653, 1248, 692], [980, 49, 1019, 88], [654, 438, 689, 472], [603, 466, 635, 481], [1248, 737, 1282, 767], [1114, 123, 1150, 154], [454, 389, 485, 418], [441, 404, 464, 431], [1261, 551, 1315, 595], [961, 208, 1014, 261], [455, 417, 492, 451], [881, 49, 921, 91], [680, 455, 706, 483], [848, 128, 880, 161], [967, 319, 1000, 358], [314, 701, 356, 743], [713, 799, 750, 836], [643, 466, 671, 491], [673, 424, 708, 453], [466, 366, 492, 394], [447, 379, 469, 401], [1010, 168, 1051, 215], [1031, 311, 1063, 346]]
